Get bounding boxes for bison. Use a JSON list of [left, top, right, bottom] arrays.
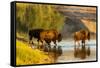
[[29, 29, 44, 45], [73, 29, 90, 49], [39, 29, 62, 47], [29, 29, 62, 49]]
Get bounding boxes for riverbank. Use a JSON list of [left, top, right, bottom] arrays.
[[16, 40, 54, 65]]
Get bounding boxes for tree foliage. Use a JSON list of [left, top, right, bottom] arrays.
[[16, 3, 65, 34]]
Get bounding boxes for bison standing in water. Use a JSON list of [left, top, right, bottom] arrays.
[[29, 29, 62, 49], [74, 29, 90, 48], [39, 29, 62, 47], [73, 29, 91, 58], [29, 29, 44, 48]]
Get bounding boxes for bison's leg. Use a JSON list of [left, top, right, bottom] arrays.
[[46, 42, 50, 46], [40, 40, 43, 45], [37, 39, 39, 45], [45, 40, 51, 52], [39, 40, 44, 50], [84, 40, 85, 46], [48, 45, 51, 52], [78, 41, 80, 48], [29, 36, 32, 44], [29, 36, 34, 48], [37, 39, 40, 49], [74, 41, 76, 49], [53, 40, 57, 46], [82, 40, 85, 47]]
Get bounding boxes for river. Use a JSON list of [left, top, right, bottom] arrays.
[[53, 39, 97, 63]]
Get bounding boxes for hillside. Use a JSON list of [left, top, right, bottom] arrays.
[[81, 19, 96, 33], [55, 6, 97, 39]]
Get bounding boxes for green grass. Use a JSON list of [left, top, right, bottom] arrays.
[[16, 40, 52, 65]]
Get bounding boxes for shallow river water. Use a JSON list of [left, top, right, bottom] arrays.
[[54, 40, 97, 63]]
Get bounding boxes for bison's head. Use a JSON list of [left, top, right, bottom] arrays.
[[58, 33, 62, 42]]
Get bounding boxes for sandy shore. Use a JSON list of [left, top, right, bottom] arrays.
[[57, 47, 96, 63]]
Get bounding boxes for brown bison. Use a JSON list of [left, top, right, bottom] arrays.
[[29, 29, 62, 49], [73, 29, 90, 49], [39, 29, 62, 48]]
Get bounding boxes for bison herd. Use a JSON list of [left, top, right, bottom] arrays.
[[28, 29, 91, 60], [29, 29, 63, 58]]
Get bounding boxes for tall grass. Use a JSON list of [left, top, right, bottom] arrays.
[[16, 40, 52, 65]]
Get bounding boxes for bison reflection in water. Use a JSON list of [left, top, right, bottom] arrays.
[[51, 45, 63, 63]]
